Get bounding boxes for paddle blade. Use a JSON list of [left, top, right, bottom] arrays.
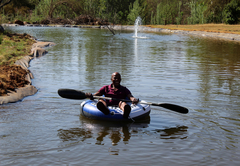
[[155, 103, 189, 114], [58, 89, 86, 100]]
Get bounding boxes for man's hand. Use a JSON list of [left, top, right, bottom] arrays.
[[85, 93, 94, 100], [131, 98, 139, 104]]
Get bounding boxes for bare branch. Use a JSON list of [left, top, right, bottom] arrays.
[[48, 0, 68, 18], [105, 25, 115, 35], [0, 0, 12, 10]]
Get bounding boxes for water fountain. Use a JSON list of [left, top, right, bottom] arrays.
[[133, 16, 147, 38]]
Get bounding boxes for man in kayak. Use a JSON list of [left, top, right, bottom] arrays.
[[85, 72, 139, 119]]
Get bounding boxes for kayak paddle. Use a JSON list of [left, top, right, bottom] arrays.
[[58, 89, 188, 114]]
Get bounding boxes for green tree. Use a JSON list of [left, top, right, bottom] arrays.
[[176, 1, 183, 25], [187, 0, 207, 24], [98, 0, 107, 18], [127, 0, 145, 24], [1, 0, 12, 33], [154, 0, 178, 25], [33, 0, 83, 19], [1, 0, 35, 22], [197, 2, 207, 24], [223, 0, 240, 24], [204, 0, 231, 23], [105, 0, 135, 24]]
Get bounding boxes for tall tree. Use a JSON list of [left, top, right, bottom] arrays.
[[104, 0, 135, 23], [33, 0, 84, 19], [204, 0, 231, 23], [127, 0, 146, 24], [223, 0, 240, 24]]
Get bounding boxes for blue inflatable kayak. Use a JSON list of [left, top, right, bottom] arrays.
[[80, 100, 151, 121]]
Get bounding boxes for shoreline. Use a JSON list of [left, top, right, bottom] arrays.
[[0, 38, 55, 105], [3, 23, 240, 42], [110, 25, 240, 42]]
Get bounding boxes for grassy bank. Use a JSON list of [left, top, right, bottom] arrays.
[[0, 31, 35, 96], [146, 24, 240, 35], [0, 32, 35, 66]]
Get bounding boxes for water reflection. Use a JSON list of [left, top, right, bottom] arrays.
[[58, 116, 150, 146], [185, 38, 240, 117], [57, 116, 188, 146], [134, 38, 138, 59], [153, 126, 188, 139]]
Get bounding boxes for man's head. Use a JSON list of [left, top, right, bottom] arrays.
[[111, 72, 121, 87]]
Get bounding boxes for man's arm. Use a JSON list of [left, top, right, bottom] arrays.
[[127, 94, 139, 104]]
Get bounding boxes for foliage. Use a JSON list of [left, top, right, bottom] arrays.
[[204, 0, 231, 23], [127, 0, 145, 24], [187, 0, 207, 24], [156, 2, 166, 24], [223, 0, 240, 24], [0, 0, 240, 25], [102, 0, 136, 24], [176, 1, 183, 25], [1, 0, 33, 15], [0, 33, 35, 65], [151, 0, 179, 25]]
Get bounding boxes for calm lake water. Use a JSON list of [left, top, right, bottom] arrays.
[[1, 26, 240, 165]]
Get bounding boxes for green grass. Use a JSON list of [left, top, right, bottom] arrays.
[[146, 24, 240, 35], [0, 32, 35, 66]]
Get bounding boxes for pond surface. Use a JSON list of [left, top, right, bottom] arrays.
[[1, 26, 240, 165]]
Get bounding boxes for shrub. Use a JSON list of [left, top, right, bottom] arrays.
[[223, 0, 240, 24]]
